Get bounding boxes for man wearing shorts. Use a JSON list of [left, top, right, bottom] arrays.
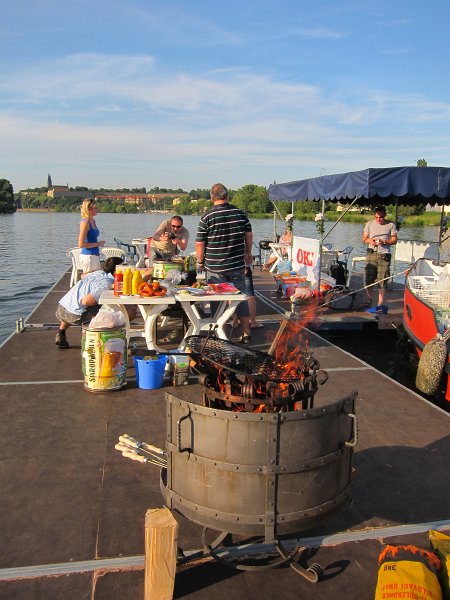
[[55, 256, 124, 349], [362, 206, 397, 311], [196, 183, 253, 344]]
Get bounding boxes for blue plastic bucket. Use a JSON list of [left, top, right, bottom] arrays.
[[134, 355, 168, 390]]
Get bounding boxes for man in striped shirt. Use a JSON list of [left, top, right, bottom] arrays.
[[196, 183, 253, 344]]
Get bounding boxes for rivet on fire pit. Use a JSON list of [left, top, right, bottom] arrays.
[[212, 412, 216, 416]]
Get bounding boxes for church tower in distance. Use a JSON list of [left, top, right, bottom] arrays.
[[47, 173, 52, 189]]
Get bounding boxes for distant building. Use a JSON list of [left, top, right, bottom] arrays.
[[47, 187, 90, 200]]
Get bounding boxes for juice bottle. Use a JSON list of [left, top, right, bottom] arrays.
[[114, 269, 123, 296], [123, 268, 132, 295], [132, 269, 143, 295]]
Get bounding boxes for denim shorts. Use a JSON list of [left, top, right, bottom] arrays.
[[207, 268, 249, 318]]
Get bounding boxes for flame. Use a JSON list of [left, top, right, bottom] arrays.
[[271, 299, 318, 373]]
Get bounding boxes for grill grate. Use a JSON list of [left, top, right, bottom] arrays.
[[186, 335, 302, 383]]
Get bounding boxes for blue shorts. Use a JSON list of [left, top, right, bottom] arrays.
[[244, 267, 255, 297], [207, 268, 249, 318]]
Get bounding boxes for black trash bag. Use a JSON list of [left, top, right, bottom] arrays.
[[329, 262, 347, 286]]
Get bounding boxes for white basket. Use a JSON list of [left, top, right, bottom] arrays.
[[414, 287, 450, 309], [410, 275, 438, 290]]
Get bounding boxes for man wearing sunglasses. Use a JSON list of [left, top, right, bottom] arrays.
[[148, 215, 189, 264]]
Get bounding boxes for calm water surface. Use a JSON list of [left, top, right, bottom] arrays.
[[0, 212, 441, 345]]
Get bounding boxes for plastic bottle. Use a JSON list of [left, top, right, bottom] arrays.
[[132, 269, 143, 295], [123, 268, 132, 295], [114, 269, 123, 296]]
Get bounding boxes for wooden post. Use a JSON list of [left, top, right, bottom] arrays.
[[144, 507, 178, 600]]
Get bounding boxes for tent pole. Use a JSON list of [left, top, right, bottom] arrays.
[[438, 204, 445, 261], [317, 199, 325, 293]]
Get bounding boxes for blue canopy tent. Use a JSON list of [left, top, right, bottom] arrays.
[[268, 166, 450, 285], [268, 166, 450, 207]]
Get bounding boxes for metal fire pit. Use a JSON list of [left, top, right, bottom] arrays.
[[186, 334, 328, 412], [185, 335, 307, 382], [162, 390, 357, 542]]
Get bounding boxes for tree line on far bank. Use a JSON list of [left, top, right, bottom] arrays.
[[0, 178, 440, 225]]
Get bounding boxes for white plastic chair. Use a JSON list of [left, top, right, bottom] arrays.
[[66, 248, 83, 287], [101, 247, 126, 262]]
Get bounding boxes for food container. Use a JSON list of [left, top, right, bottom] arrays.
[[152, 260, 184, 279]]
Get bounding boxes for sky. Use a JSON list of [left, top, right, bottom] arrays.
[[1, 0, 450, 193]]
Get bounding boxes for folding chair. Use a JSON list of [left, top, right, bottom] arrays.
[[113, 238, 138, 264]]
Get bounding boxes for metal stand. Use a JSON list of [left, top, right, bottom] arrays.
[[200, 527, 323, 582]]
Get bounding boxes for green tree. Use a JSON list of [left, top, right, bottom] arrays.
[[233, 184, 269, 213], [416, 158, 427, 167], [0, 179, 15, 213]]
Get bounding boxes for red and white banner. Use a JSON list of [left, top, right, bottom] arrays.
[[291, 236, 321, 287]]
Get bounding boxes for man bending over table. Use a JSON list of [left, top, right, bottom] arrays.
[[55, 257, 136, 349]]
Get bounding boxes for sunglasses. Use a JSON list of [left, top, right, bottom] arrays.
[[171, 225, 181, 228]]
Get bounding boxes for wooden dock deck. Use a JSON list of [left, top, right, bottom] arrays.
[[0, 269, 448, 599]]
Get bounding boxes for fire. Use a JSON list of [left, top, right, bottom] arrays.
[[271, 299, 319, 374]]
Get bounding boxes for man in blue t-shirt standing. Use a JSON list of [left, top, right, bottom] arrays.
[[196, 183, 253, 344]]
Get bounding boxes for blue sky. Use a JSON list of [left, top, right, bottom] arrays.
[[1, 0, 450, 192]]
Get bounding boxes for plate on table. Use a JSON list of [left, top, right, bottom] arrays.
[[176, 287, 207, 296]]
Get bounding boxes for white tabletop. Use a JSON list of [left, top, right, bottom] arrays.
[[100, 290, 176, 305], [131, 239, 149, 268], [99, 289, 247, 351]]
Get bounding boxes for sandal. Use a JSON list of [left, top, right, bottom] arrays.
[[250, 323, 264, 329], [365, 305, 388, 315]]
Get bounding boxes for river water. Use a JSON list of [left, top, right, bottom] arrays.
[[0, 211, 441, 345]]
